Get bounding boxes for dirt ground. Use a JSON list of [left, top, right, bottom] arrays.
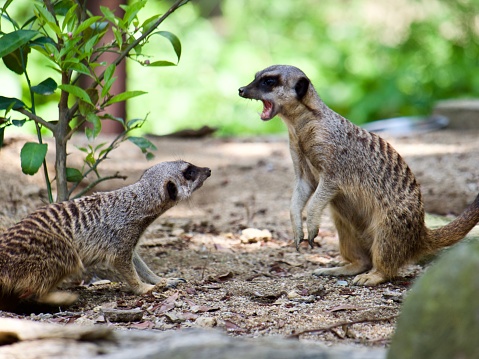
[[0, 127, 478, 349]]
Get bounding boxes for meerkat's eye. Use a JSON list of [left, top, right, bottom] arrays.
[[261, 76, 277, 87], [183, 165, 197, 181], [166, 181, 178, 200]]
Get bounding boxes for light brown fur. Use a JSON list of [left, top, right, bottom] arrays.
[[239, 64, 479, 285], [0, 161, 211, 308]]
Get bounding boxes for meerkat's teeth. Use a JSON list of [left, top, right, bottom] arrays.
[[261, 100, 274, 120]]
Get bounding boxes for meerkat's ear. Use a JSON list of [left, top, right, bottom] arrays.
[[166, 181, 178, 200], [294, 77, 309, 100]]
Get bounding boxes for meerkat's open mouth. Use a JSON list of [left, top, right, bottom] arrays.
[[260, 100, 275, 121]]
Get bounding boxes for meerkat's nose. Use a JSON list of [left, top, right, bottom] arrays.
[[238, 87, 245, 97]]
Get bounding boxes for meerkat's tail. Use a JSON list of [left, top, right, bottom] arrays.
[[425, 193, 479, 252]]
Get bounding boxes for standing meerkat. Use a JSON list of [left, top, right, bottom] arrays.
[[239, 64, 479, 286], [0, 160, 211, 308]]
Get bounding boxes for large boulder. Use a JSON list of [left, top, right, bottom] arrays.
[[388, 237, 479, 359]]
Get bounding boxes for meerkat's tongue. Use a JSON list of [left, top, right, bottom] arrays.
[[261, 100, 273, 120]]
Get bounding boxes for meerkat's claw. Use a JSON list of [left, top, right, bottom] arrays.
[[294, 237, 304, 252], [165, 277, 186, 288]]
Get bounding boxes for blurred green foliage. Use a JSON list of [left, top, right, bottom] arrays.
[[3, 0, 479, 136]]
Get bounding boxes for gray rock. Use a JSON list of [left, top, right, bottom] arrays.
[[0, 318, 386, 359], [388, 238, 479, 359]]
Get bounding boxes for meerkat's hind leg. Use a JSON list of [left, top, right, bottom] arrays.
[[133, 251, 162, 284], [313, 209, 372, 278], [133, 251, 186, 288], [351, 269, 387, 286], [113, 255, 155, 294]]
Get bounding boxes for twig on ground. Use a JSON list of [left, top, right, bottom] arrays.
[[288, 315, 397, 339]]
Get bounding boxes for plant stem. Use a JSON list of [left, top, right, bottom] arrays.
[[21, 49, 54, 203]]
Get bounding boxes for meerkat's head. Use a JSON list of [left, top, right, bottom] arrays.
[[238, 65, 315, 121], [140, 161, 211, 203]]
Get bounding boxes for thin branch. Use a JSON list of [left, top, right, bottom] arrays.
[[67, 131, 126, 196], [68, 0, 190, 118], [288, 315, 397, 339], [72, 172, 127, 199], [14, 108, 56, 132]]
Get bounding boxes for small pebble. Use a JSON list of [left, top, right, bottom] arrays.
[[102, 308, 143, 323], [194, 316, 217, 328], [336, 280, 348, 286]]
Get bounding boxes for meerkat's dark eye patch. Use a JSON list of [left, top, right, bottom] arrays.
[[259, 76, 279, 91], [183, 165, 197, 181], [295, 77, 309, 100], [166, 181, 178, 200]]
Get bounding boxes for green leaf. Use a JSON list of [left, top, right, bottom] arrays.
[[2, 45, 30, 74], [0, 29, 39, 58], [147, 60, 176, 67], [85, 112, 101, 140], [127, 118, 145, 129], [31, 77, 57, 95], [83, 34, 101, 55], [61, 2, 78, 31], [105, 90, 146, 105], [29, 36, 56, 51], [85, 151, 95, 166], [100, 6, 117, 24], [152, 31, 182, 63], [120, 0, 147, 28], [53, 0, 74, 17], [66, 62, 91, 76], [73, 16, 103, 37], [112, 27, 123, 49], [104, 64, 116, 83], [34, 5, 62, 35], [0, 96, 25, 110], [12, 119, 26, 127], [128, 136, 157, 153], [20, 142, 48, 176], [145, 152, 155, 161], [141, 14, 161, 33], [101, 64, 117, 98], [66, 167, 83, 182], [2, 0, 16, 15], [58, 84, 93, 105]]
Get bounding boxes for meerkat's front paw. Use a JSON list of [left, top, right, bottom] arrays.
[[307, 226, 319, 249]]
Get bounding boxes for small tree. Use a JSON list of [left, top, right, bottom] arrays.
[[0, 0, 188, 202]]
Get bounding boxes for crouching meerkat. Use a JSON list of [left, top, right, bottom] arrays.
[[0, 160, 211, 308], [239, 64, 479, 286]]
